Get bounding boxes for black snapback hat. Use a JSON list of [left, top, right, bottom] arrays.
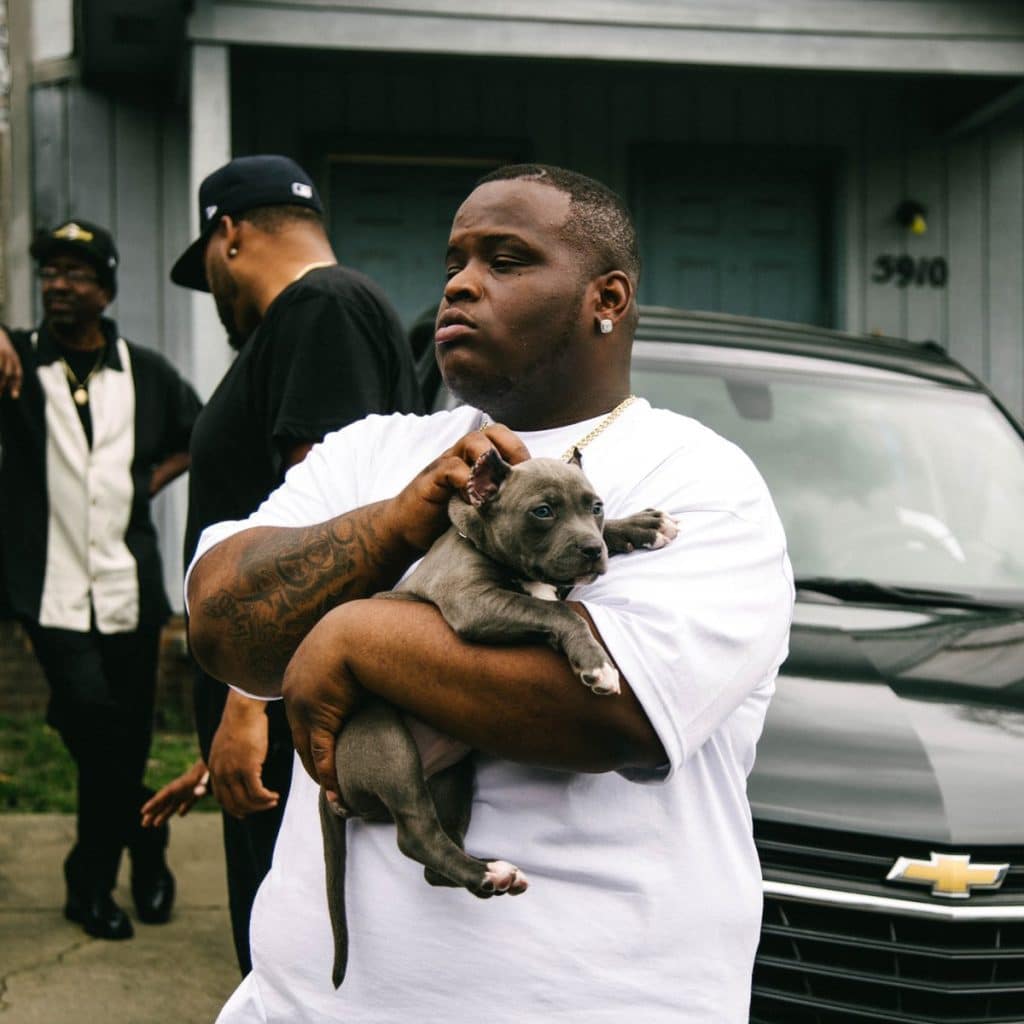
[[30, 219, 119, 296], [170, 154, 324, 291]]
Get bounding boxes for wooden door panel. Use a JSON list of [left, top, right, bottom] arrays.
[[329, 162, 484, 329], [636, 154, 831, 326]]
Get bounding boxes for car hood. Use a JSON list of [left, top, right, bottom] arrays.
[[748, 598, 1024, 845]]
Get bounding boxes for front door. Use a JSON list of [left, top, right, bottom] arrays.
[[634, 151, 833, 326]]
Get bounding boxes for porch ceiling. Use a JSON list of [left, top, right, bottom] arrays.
[[189, 0, 1024, 76]]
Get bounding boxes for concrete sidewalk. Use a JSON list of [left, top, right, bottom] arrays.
[[0, 813, 239, 1023]]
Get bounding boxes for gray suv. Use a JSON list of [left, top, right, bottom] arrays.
[[416, 306, 1024, 1024]]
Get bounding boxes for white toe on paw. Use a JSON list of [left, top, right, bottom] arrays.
[[647, 515, 679, 548], [584, 663, 620, 696], [484, 860, 527, 894]]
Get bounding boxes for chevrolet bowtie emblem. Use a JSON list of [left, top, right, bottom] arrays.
[[887, 852, 1009, 900]]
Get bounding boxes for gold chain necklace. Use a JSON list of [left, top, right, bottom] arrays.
[[559, 394, 638, 461], [479, 395, 638, 460], [61, 347, 106, 407]]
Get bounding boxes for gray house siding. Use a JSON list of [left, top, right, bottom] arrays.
[[852, 87, 1024, 415], [231, 50, 1024, 414], [29, 79, 193, 601]]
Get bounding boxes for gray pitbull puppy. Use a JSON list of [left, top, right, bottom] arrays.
[[319, 447, 677, 986]]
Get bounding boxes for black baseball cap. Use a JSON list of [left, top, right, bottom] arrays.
[[30, 219, 119, 296], [170, 154, 324, 291]]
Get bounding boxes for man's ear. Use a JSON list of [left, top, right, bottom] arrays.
[[213, 214, 243, 252], [467, 447, 512, 507], [592, 270, 632, 327]]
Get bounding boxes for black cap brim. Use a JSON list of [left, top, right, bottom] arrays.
[[170, 234, 212, 291]]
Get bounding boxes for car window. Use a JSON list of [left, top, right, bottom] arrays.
[[632, 354, 1024, 598]]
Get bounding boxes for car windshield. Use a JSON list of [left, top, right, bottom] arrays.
[[632, 342, 1024, 602]]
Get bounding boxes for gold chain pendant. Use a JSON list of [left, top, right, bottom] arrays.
[[60, 344, 106, 407]]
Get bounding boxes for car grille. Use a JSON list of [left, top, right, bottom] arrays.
[[755, 822, 1024, 900], [751, 823, 1024, 1023]]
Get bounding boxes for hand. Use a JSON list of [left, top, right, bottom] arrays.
[[282, 603, 367, 807], [208, 691, 281, 819], [140, 758, 210, 828], [0, 328, 22, 399], [383, 423, 530, 552]]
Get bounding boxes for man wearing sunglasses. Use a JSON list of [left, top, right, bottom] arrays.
[[0, 220, 201, 941]]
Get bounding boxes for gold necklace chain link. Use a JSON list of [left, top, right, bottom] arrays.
[[478, 394, 638, 460], [559, 394, 638, 461]]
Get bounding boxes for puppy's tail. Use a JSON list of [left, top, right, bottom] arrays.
[[319, 789, 350, 988]]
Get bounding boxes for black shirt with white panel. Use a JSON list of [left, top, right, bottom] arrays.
[[0, 317, 202, 631]]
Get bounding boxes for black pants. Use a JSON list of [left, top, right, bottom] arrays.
[[195, 667, 293, 976], [220, 765, 289, 976], [24, 619, 163, 894]]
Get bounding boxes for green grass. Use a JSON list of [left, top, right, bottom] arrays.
[[0, 713, 216, 813]]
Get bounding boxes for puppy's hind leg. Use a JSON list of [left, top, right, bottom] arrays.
[[358, 705, 527, 898], [423, 759, 530, 895], [422, 758, 474, 888]]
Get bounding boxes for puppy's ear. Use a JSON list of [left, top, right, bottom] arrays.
[[467, 447, 512, 507], [567, 447, 584, 470]]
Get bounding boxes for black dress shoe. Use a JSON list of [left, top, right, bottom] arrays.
[[131, 862, 176, 924], [65, 888, 134, 940]]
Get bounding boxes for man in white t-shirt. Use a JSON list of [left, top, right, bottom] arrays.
[[186, 164, 793, 1023]]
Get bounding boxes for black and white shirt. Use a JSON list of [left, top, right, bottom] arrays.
[[0, 318, 201, 632]]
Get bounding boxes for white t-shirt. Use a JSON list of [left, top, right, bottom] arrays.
[[188, 399, 793, 1024]]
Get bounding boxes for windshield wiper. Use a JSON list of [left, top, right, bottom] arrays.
[[794, 577, 1012, 612]]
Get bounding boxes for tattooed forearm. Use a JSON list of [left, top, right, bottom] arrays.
[[191, 501, 420, 695]]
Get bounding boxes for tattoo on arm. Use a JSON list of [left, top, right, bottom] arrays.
[[198, 504, 412, 689]]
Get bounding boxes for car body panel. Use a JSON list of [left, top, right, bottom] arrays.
[[751, 599, 1024, 845]]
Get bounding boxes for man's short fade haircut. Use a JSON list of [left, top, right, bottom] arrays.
[[475, 164, 641, 285], [239, 204, 324, 233]]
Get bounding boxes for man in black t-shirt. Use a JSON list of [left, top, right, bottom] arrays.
[[164, 155, 421, 975]]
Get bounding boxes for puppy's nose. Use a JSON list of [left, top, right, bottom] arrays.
[[578, 542, 604, 562]]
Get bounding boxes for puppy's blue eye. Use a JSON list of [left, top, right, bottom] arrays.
[[531, 504, 553, 519], [592, 502, 604, 517]]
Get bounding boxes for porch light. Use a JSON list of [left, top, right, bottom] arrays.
[[894, 200, 928, 235]]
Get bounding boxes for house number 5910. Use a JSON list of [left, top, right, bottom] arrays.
[[872, 255, 948, 288]]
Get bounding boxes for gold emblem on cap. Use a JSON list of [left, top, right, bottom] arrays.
[[53, 222, 94, 243], [887, 852, 1009, 899]]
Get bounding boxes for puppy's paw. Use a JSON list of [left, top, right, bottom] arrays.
[[645, 513, 680, 550], [604, 509, 677, 554], [581, 662, 620, 696], [481, 860, 529, 896]]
